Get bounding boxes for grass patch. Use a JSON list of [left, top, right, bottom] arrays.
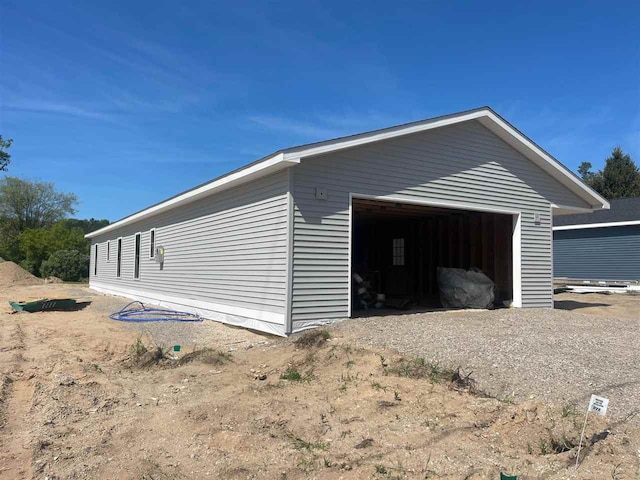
[[386, 357, 454, 383], [561, 403, 577, 418], [130, 337, 148, 359], [281, 367, 303, 381], [375, 465, 388, 474], [178, 348, 232, 366], [280, 367, 314, 382], [129, 338, 166, 367], [294, 329, 331, 348], [293, 437, 329, 451]]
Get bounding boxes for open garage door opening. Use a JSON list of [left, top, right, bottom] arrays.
[[351, 198, 516, 315]]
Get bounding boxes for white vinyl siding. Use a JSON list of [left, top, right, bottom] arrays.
[[89, 171, 289, 324], [290, 120, 589, 330]]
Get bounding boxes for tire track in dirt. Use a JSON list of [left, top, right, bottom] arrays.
[[0, 318, 35, 480]]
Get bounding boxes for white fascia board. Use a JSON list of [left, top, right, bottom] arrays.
[[86, 153, 299, 238], [553, 220, 640, 231], [551, 204, 596, 214]]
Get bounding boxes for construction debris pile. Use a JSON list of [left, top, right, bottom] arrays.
[[352, 272, 385, 310], [437, 267, 495, 309]]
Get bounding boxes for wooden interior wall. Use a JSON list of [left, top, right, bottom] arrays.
[[353, 209, 513, 306]]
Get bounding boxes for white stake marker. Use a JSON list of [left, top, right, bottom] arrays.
[[576, 394, 609, 468]]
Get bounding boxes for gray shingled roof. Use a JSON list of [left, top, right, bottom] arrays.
[[554, 196, 640, 226]]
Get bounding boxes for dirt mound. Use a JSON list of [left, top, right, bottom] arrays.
[[44, 276, 63, 284], [0, 261, 42, 288]]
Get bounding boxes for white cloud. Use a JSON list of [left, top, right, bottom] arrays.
[[1, 100, 113, 121], [247, 115, 346, 140]]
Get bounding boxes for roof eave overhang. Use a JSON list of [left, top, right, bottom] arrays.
[[87, 107, 609, 239], [279, 109, 609, 211], [86, 154, 300, 238]]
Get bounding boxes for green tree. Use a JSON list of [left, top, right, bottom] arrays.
[[59, 218, 110, 234], [0, 135, 12, 171], [0, 177, 78, 231], [18, 222, 87, 276], [578, 147, 640, 199], [41, 250, 89, 281]]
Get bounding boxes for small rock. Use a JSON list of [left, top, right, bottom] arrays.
[[57, 375, 76, 386], [258, 374, 267, 381]]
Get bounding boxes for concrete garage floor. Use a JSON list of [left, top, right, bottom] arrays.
[[332, 292, 640, 419]]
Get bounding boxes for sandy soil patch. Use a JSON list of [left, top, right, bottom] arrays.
[[334, 296, 640, 421], [0, 284, 638, 479], [555, 291, 640, 321], [0, 261, 43, 289]]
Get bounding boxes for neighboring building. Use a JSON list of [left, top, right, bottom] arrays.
[[554, 197, 640, 281], [86, 107, 608, 335]]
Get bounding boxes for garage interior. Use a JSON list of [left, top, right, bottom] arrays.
[[351, 198, 514, 313]]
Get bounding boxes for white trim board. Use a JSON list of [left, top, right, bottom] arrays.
[[87, 107, 607, 239], [90, 281, 286, 336], [348, 194, 523, 310], [553, 220, 640, 231]]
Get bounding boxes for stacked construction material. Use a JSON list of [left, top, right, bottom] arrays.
[[352, 272, 385, 310]]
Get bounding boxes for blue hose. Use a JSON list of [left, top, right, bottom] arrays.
[[109, 301, 203, 322]]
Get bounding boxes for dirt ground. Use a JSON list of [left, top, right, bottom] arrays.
[[335, 292, 640, 422], [1, 284, 638, 479], [554, 291, 640, 321]]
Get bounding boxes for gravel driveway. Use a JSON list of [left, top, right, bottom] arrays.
[[331, 301, 640, 419]]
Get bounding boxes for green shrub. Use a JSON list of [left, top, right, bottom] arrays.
[[40, 249, 88, 281]]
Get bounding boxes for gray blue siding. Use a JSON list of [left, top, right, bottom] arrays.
[[554, 225, 640, 281], [89, 171, 290, 334], [291, 120, 590, 331]]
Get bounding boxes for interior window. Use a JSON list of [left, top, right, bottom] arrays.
[[392, 238, 405, 266]]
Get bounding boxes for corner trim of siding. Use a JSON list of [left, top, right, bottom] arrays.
[[347, 192, 353, 318], [89, 281, 286, 335], [512, 213, 523, 308], [284, 169, 294, 334]]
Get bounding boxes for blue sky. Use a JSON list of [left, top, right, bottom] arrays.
[[1, 1, 638, 221]]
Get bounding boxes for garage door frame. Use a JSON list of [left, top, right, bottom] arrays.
[[348, 193, 523, 317]]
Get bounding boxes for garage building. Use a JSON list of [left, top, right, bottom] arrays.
[[86, 107, 608, 335], [554, 196, 640, 281]]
